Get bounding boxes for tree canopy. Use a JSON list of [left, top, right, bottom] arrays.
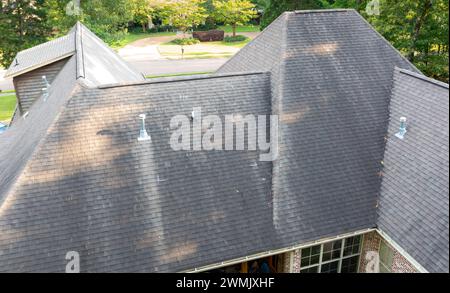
[[212, 0, 257, 36], [157, 0, 208, 34]]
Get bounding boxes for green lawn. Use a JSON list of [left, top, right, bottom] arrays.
[[110, 31, 176, 49], [218, 25, 260, 33], [0, 94, 16, 123]]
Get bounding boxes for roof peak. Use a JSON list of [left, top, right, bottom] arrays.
[[291, 8, 356, 14], [395, 67, 449, 89], [97, 71, 268, 89]]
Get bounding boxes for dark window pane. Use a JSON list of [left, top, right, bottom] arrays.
[[311, 245, 321, 255], [301, 257, 310, 267], [352, 245, 360, 254], [323, 242, 332, 252], [332, 249, 341, 259], [320, 261, 339, 273], [310, 255, 320, 265], [344, 237, 353, 247], [343, 246, 352, 256], [333, 240, 342, 250], [341, 256, 359, 273], [302, 247, 311, 257], [322, 252, 331, 262]]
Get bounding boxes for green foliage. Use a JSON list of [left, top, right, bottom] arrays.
[[130, 0, 154, 32], [261, 0, 324, 29], [0, 0, 52, 68], [46, 0, 135, 42], [212, 0, 258, 36], [170, 37, 201, 45], [157, 0, 208, 33], [224, 35, 248, 42]]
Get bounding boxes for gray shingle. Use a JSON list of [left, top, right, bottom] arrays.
[[377, 68, 449, 273]]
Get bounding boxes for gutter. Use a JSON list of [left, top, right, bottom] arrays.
[[180, 228, 375, 273], [376, 229, 429, 273]]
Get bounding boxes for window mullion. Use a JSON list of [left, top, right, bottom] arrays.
[[318, 244, 324, 273], [337, 238, 345, 273]]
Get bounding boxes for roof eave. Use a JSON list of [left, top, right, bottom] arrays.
[[4, 51, 76, 79]]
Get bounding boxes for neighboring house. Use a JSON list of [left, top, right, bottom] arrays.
[[0, 9, 448, 273]]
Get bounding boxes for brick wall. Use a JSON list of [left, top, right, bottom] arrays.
[[359, 231, 419, 273]]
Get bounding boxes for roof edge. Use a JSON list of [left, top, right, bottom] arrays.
[[216, 11, 287, 73], [395, 67, 449, 89], [97, 71, 270, 89], [292, 8, 356, 14], [4, 52, 75, 78], [0, 78, 83, 211]]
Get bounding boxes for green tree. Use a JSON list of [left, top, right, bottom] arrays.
[[45, 0, 135, 41], [0, 0, 52, 68], [261, 0, 324, 29], [158, 0, 208, 35], [368, 0, 449, 82], [130, 0, 154, 32], [212, 0, 257, 36]]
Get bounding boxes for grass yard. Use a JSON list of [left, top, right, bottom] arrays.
[[111, 31, 176, 49], [0, 94, 16, 123], [218, 25, 260, 33], [158, 38, 251, 59]]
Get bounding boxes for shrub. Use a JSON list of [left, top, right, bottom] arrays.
[[223, 35, 248, 43], [170, 38, 200, 45]]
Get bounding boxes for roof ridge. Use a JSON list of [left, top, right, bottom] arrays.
[[292, 8, 355, 14], [97, 71, 269, 89], [395, 67, 449, 89], [75, 22, 85, 79]]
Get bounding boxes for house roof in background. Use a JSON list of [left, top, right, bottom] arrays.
[[4, 33, 75, 78], [377, 68, 449, 273], [5, 22, 144, 85]]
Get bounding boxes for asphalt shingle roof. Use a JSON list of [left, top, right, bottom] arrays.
[[377, 68, 449, 273], [0, 10, 448, 273]]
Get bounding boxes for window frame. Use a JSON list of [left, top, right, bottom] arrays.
[[299, 236, 363, 273], [378, 240, 394, 273]]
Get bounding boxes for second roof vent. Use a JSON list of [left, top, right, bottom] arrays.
[[395, 117, 407, 139]]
